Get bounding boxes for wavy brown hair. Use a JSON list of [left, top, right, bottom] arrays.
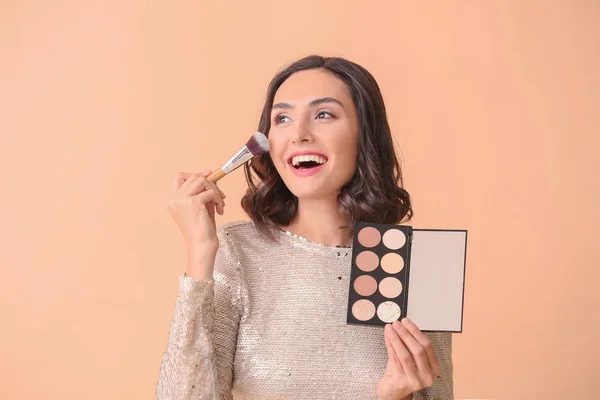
[[241, 55, 413, 239]]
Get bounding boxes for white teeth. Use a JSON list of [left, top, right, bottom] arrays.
[[291, 154, 327, 167]]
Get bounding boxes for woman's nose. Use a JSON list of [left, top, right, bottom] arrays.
[[291, 121, 313, 144]]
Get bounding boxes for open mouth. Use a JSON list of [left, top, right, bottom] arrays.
[[289, 154, 328, 170]]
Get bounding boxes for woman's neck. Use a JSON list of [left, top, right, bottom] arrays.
[[283, 197, 352, 247]]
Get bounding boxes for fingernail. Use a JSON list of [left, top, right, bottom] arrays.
[[401, 318, 411, 327], [384, 324, 392, 333], [392, 320, 403, 330]]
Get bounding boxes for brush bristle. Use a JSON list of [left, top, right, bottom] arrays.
[[246, 132, 270, 156]]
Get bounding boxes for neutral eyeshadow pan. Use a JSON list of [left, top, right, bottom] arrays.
[[355, 251, 379, 272], [353, 275, 378, 296], [379, 277, 403, 299], [357, 227, 381, 248], [377, 301, 401, 323], [382, 229, 406, 250], [352, 299, 376, 321], [380, 252, 404, 274]]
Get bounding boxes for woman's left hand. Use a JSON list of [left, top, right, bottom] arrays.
[[376, 318, 440, 400]]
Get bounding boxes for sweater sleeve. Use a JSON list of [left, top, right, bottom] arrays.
[[412, 332, 454, 400], [156, 229, 243, 400]]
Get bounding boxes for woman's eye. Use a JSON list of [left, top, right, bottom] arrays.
[[316, 111, 333, 119], [274, 114, 291, 124]]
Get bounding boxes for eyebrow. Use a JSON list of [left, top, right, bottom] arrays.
[[272, 97, 345, 110]]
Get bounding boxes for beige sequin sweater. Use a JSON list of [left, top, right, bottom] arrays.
[[156, 221, 454, 400]]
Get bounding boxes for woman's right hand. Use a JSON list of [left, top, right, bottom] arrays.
[[167, 170, 226, 280]]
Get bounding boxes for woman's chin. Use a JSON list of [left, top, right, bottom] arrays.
[[288, 185, 340, 201]]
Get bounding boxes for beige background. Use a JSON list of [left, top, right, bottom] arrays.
[[1, 1, 599, 399]]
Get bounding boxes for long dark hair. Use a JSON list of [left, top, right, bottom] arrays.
[[241, 55, 413, 239]]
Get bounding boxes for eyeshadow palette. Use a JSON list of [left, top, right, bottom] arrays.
[[346, 221, 467, 332]]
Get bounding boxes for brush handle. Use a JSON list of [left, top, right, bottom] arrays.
[[207, 168, 227, 183]]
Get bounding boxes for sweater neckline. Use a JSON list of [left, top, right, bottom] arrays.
[[277, 228, 353, 252]]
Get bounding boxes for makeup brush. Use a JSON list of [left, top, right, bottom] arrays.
[[207, 132, 270, 183]]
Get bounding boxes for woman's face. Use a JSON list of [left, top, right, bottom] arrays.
[[268, 68, 359, 200]]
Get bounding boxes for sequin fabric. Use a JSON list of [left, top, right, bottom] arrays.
[[157, 221, 454, 400]]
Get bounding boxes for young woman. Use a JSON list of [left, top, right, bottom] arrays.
[[157, 55, 453, 400]]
